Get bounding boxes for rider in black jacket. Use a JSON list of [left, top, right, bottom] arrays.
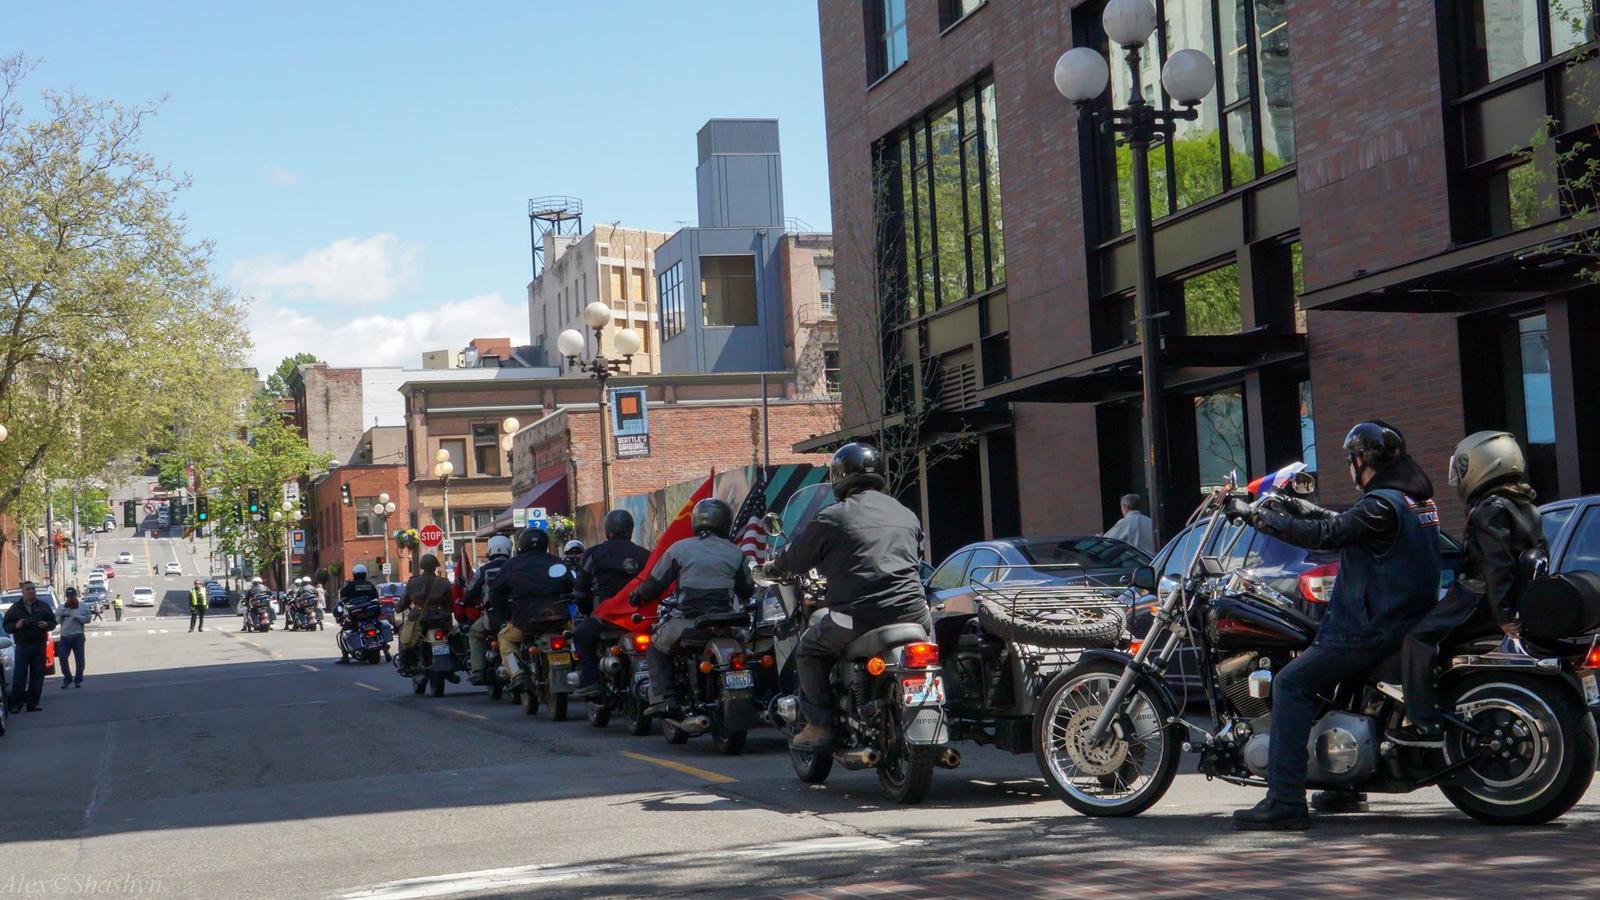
[[571, 509, 651, 699], [463, 534, 513, 684], [766, 443, 932, 754], [487, 528, 573, 688], [1226, 422, 1442, 830]]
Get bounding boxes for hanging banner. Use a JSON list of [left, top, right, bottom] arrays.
[[610, 385, 651, 459]]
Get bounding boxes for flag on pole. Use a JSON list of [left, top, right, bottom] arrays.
[[592, 471, 715, 632], [733, 468, 769, 562]]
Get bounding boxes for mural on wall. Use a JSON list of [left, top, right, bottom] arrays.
[[575, 464, 827, 547]]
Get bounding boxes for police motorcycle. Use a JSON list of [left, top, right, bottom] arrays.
[[629, 594, 762, 754], [508, 609, 577, 720], [285, 579, 324, 631], [335, 594, 391, 664], [242, 586, 274, 632], [755, 513, 957, 804], [1033, 463, 1599, 824]]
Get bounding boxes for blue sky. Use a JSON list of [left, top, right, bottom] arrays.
[[8, 3, 830, 372]]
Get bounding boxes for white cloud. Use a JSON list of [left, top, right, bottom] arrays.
[[245, 292, 530, 375], [263, 166, 302, 187], [230, 233, 423, 305]]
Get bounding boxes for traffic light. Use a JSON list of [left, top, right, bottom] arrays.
[[123, 500, 136, 528], [196, 496, 209, 522], [341, 483, 352, 506], [247, 488, 260, 516], [235, 503, 244, 524], [299, 492, 309, 519]]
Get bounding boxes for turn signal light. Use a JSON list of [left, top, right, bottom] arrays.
[[866, 656, 887, 676], [1128, 640, 1143, 656], [760, 654, 776, 669], [729, 652, 747, 671], [904, 642, 940, 669], [698, 660, 714, 674], [609, 645, 624, 657], [1299, 563, 1339, 604], [631, 633, 651, 651], [549, 635, 567, 651]]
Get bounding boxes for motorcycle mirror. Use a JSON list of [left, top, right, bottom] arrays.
[[1288, 470, 1317, 496], [1130, 566, 1157, 592], [762, 512, 784, 537]]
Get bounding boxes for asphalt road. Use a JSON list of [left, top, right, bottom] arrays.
[[5, 569, 1600, 898]]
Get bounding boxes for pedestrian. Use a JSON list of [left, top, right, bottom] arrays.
[[1103, 493, 1155, 555], [57, 587, 91, 689], [3, 581, 57, 713], [189, 579, 206, 632], [113, 592, 123, 621]]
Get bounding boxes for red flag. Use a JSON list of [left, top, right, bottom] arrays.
[[593, 472, 715, 632]]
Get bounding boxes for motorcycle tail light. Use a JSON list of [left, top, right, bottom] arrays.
[[698, 660, 714, 674], [432, 629, 447, 641], [1583, 645, 1600, 670], [865, 656, 887, 676], [904, 641, 940, 669], [729, 652, 747, 671], [550, 635, 567, 651], [760, 654, 775, 669], [631, 633, 651, 652], [1298, 563, 1339, 604], [364, 629, 376, 637]]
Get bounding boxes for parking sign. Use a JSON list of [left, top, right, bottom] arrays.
[[527, 507, 547, 531]]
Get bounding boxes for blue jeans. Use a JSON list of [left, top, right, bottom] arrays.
[[1267, 641, 1392, 803], [10, 641, 46, 707], [58, 634, 86, 684]]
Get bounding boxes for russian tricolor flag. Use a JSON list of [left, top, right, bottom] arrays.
[[1248, 461, 1308, 496]]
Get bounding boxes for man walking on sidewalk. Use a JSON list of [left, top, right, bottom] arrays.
[[57, 587, 91, 689], [3, 581, 56, 712], [189, 580, 206, 632]]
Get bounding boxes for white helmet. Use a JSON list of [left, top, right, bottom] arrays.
[[487, 535, 513, 559], [251, 576, 264, 584], [352, 564, 368, 576]]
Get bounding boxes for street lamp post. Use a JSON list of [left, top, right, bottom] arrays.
[[500, 416, 519, 477], [374, 492, 397, 578], [1053, 0, 1215, 543], [277, 499, 297, 590], [432, 449, 455, 552], [559, 302, 641, 512]]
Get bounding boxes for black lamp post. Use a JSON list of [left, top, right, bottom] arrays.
[[558, 301, 641, 511]]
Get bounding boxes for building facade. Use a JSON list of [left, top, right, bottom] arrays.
[[818, 0, 1599, 558], [527, 225, 672, 376], [308, 462, 410, 583], [781, 231, 842, 398], [288, 364, 407, 465]]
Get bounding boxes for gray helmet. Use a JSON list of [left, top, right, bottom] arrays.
[[562, 540, 585, 559], [603, 508, 634, 540], [486, 534, 513, 558], [691, 498, 734, 539], [1449, 430, 1527, 504]]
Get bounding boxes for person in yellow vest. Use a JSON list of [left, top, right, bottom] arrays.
[[189, 580, 206, 632], [112, 592, 123, 622]]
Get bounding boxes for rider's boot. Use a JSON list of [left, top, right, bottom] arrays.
[[790, 723, 835, 753], [1233, 795, 1311, 831], [1310, 789, 1368, 813]]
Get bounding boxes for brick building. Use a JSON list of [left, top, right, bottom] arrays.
[[308, 462, 410, 583], [817, 0, 1599, 558]]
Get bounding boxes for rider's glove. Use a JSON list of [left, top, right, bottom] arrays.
[[1222, 496, 1254, 524]]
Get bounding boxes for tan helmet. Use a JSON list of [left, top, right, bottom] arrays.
[[1448, 430, 1526, 504]]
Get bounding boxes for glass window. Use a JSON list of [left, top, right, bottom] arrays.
[[354, 497, 378, 537], [940, 0, 984, 28], [1298, 378, 1317, 473], [868, 0, 909, 82], [472, 424, 500, 477], [701, 256, 758, 326], [438, 439, 465, 477], [1290, 241, 1305, 332], [967, 548, 1004, 584], [1196, 386, 1249, 495], [1550, 0, 1600, 55], [930, 104, 968, 305], [823, 347, 841, 395], [928, 549, 974, 591], [1562, 508, 1600, 574], [1519, 314, 1555, 443], [1167, 0, 1224, 209], [1469, 0, 1597, 85], [980, 82, 1006, 285], [658, 261, 684, 340], [1159, 525, 1205, 578], [1179, 263, 1243, 335], [1542, 504, 1576, 553], [1016, 538, 1152, 569], [1255, 0, 1295, 169], [817, 264, 836, 315]]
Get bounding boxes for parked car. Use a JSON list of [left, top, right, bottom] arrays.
[[129, 587, 156, 607], [0, 633, 12, 732], [116, 550, 133, 565], [164, 561, 182, 576], [205, 580, 227, 608], [1537, 495, 1600, 576], [926, 535, 1151, 618]]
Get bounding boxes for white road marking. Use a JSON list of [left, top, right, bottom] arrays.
[[734, 835, 919, 859], [301, 663, 319, 672], [332, 863, 633, 900], [353, 682, 381, 692]]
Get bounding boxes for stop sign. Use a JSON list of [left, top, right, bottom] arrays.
[[419, 524, 444, 548]]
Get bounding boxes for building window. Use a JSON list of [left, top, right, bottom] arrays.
[[1516, 313, 1558, 498], [1195, 386, 1249, 495], [817, 264, 836, 315], [867, 0, 909, 83], [1466, 0, 1598, 86], [1176, 262, 1243, 335], [1103, 0, 1296, 234], [1298, 378, 1317, 472], [940, 0, 984, 30], [438, 439, 466, 477], [472, 424, 501, 477], [823, 347, 841, 395], [1479, 160, 1545, 236], [878, 74, 1006, 320], [354, 497, 378, 537], [701, 255, 759, 326], [658, 261, 685, 340]]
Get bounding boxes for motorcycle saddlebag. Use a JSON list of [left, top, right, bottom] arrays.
[[1521, 571, 1600, 639]]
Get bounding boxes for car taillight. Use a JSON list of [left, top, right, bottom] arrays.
[[432, 629, 447, 641], [631, 633, 651, 651], [904, 641, 940, 669], [729, 652, 747, 671], [1298, 563, 1339, 604]]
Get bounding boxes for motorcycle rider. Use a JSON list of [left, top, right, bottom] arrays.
[[1391, 431, 1546, 748], [571, 509, 651, 699], [243, 577, 272, 630], [562, 540, 586, 569], [488, 527, 573, 689], [188, 579, 206, 632], [764, 443, 933, 753], [1225, 421, 1442, 830], [396, 553, 454, 676], [462, 534, 514, 685], [630, 498, 755, 718], [336, 564, 387, 662]]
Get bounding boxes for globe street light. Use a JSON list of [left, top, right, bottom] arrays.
[[374, 492, 398, 579], [1053, 0, 1215, 547], [432, 456, 455, 553], [559, 301, 642, 511], [279, 499, 299, 590], [500, 417, 519, 473]]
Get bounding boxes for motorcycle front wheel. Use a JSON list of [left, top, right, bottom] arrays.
[[588, 699, 612, 728], [1032, 660, 1181, 818], [1440, 673, 1596, 825], [790, 725, 833, 784]]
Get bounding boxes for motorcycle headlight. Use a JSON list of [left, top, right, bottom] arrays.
[[760, 595, 785, 624], [1157, 575, 1183, 605]]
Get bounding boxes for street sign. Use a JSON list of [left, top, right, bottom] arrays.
[[419, 524, 444, 548], [441, 538, 455, 556], [512, 507, 527, 528], [290, 529, 306, 553], [381, 562, 392, 576], [527, 507, 547, 532], [283, 482, 299, 504]]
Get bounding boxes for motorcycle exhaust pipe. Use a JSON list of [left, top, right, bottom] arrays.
[[836, 748, 881, 769], [771, 695, 799, 725], [937, 747, 962, 769], [678, 715, 712, 734]]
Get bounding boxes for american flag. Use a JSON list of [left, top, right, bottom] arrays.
[[733, 469, 770, 562]]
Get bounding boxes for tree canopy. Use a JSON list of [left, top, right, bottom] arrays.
[[265, 352, 322, 398]]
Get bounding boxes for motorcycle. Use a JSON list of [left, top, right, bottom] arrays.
[[634, 598, 762, 754], [755, 514, 957, 802], [242, 596, 273, 632], [1032, 464, 1599, 824], [482, 633, 507, 701], [404, 617, 469, 698], [581, 621, 641, 729], [286, 592, 323, 632], [336, 598, 391, 664], [507, 613, 575, 720]]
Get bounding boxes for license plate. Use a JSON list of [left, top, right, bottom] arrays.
[[901, 675, 945, 706], [723, 671, 753, 690], [546, 652, 572, 667], [430, 643, 450, 656], [1584, 673, 1599, 705]]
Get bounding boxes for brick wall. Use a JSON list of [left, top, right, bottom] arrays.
[[313, 465, 410, 581], [296, 366, 367, 464]]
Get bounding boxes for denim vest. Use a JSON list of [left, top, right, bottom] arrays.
[[1316, 488, 1442, 648]]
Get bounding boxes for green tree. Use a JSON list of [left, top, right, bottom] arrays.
[[1520, 1, 1600, 280], [265, 352, 322, 398]]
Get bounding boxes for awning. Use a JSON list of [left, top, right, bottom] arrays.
[[474, 474, 568, 538]]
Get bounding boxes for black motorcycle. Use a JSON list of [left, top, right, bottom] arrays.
[[582, 621, 643, 729], [402, 618, 469, 698], [509, 614, 575, 720], [242, 596, 273, 632], [1032, 464, 1598, 824], [286, 592, 323, 632], [634, 598, 760, 754], [336, 599, 390, 664]]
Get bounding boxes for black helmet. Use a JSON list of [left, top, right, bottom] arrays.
[[829, 442, 887, 500], [603, 508, 635, 540], [1343, 421, 1406, 471], [518, 527, 550, 554], [691, 498, 734, 538]]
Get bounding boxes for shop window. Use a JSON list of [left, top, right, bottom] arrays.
[[472, 424, 501, 477], [1178, 263, 1243, 335], [658, 261, 685, 340], [866, 0, 908, 83], [940, 0, 984, 30], [701, 256, 758, 326], [1195, 386, 1249, 495]]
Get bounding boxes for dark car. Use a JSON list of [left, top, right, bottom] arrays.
[[926, 536, 1151, 619], [1129, 516, 1465, 692], [1536, 495, 1600, 576]]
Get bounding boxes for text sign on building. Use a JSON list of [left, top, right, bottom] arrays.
[[283, 482, 299, 505], [527, 507, 547, 532], [419, 524, 444, 548], [610, 386, 651, 459], [290, 529, 306, 554]]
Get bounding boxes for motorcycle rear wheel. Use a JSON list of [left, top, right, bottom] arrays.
[[588, 699, 612, 728], [411, 676, 426, 695], [429, 672, 446, 698], [626, 698, 653, 736], [877, 714, 936, 804], [1032, 660, 1181, 818], [1439, 673, 1596, 825], [521, 687, 539, 715], [489, 680, 504, 701], [552, 693, 569, 722], [711, 714, 747, 756]]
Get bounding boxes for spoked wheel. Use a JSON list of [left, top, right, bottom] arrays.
[[1440, 674, 1596, 825], [626, 697, 653, 736], [877, 713, 936, 804], [1032, 661, 1180, 818]]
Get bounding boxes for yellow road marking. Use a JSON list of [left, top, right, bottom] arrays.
[[620, 751, 737, 784], [353, 682, 381, 692], [443, 708, 488, 721], [301, 664, 318, 672]]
